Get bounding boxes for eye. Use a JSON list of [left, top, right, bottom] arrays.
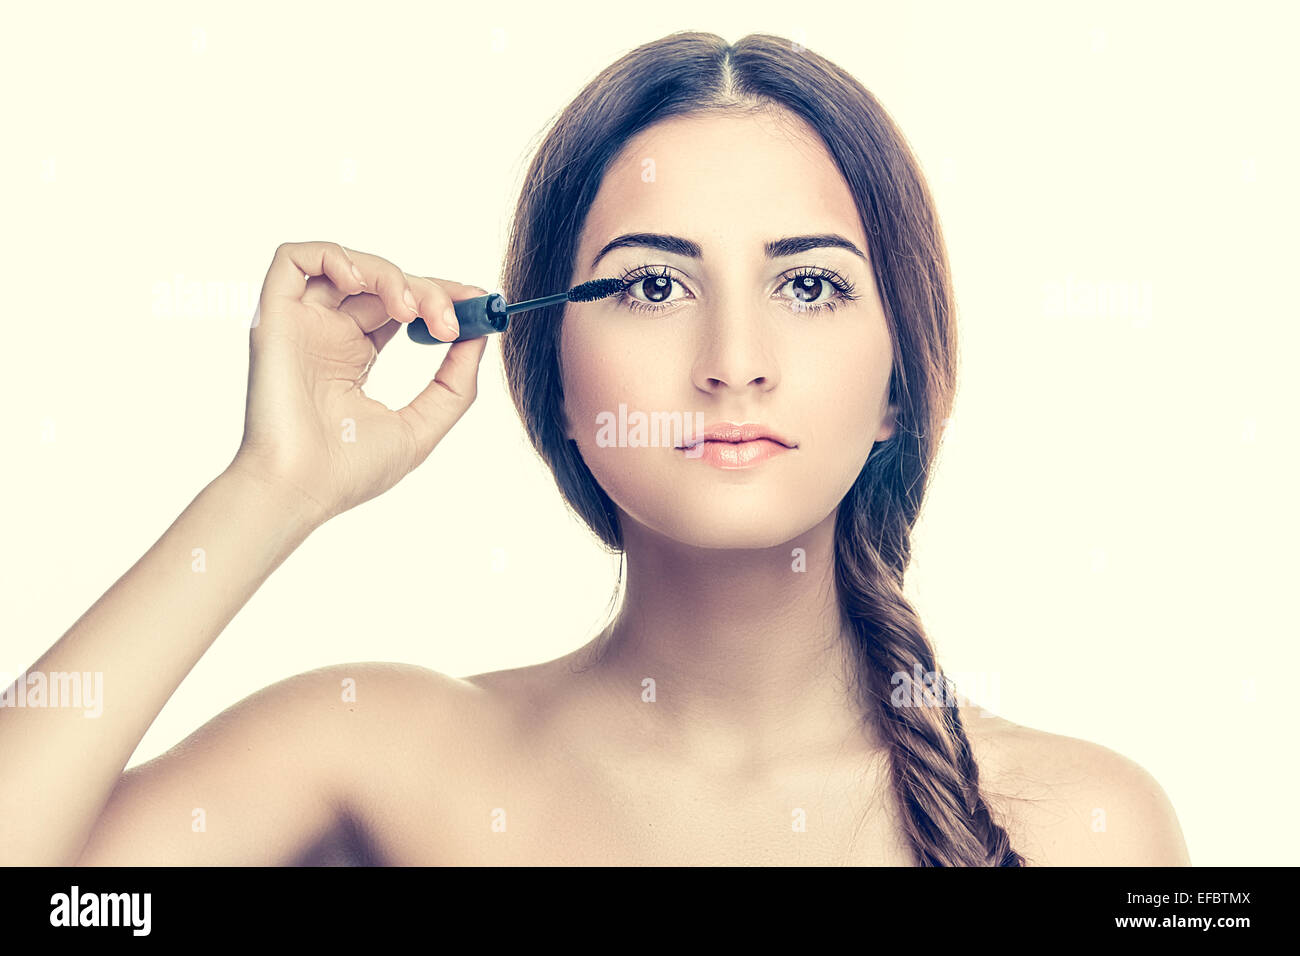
[[614, 264, 860, 315], [780, 267, 859, 315], [617, 265, 688, 314]]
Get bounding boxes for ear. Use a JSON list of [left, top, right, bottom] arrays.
[[875, 403, 898, 443]]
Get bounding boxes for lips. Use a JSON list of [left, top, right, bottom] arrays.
[[685, 437, 790, 469], [678, 421, 798, 450]]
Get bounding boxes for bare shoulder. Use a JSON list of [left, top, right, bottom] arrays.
[[230, 660, 489, 776], [79, 660, 488, 866], [315, 660, 514, 817], [239, 660, 481, 730], [121, 659, 477, 783], [307, 659, 501, 760], [315, 657, 556, 766], [959, 708, 1191, 866]]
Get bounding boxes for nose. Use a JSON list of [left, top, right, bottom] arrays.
[[690, 304, 781, 395]]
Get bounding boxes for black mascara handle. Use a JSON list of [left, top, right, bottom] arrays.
[[407, 293, 510, 344]]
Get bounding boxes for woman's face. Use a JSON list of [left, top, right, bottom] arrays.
[[560, 108, 897, 549]]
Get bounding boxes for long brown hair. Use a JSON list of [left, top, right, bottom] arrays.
[[499, 31, 1025, 865]]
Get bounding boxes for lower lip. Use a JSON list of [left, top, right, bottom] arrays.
[[678, 438, 792, 469]]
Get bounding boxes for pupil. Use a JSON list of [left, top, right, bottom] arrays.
[[793, 276, 821, 302], [642, 276, 671, 302]]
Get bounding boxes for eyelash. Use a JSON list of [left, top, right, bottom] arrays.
[[615, 264, 860, 316]]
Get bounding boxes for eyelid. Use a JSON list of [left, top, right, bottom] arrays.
[[615, 265, 691, 309]]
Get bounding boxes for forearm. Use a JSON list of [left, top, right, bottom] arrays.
[[0, 465, 321, 865]]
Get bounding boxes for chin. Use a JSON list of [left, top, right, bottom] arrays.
[[621, 498, 818, 552]]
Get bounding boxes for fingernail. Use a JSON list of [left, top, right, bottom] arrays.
[[441, 306, 461, 339], [403, 288, 419, 315]]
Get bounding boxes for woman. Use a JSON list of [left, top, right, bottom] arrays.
[[1, 31, 1189, 866]]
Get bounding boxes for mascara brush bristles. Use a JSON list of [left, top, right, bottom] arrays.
[[567, 277, 626, 302], [503, 277, 625, 315]]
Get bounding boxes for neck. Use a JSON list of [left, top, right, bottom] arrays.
[[576, 508, 880, 774]]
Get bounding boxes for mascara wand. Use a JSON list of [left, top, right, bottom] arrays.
[[407, 277, 626, 345]]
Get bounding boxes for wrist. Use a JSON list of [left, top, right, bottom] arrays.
[[218, 461, 331, 535]]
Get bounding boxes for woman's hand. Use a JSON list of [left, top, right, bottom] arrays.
[[229, 240, 489, 525]]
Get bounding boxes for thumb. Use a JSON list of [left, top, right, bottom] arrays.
[[398, 334, 489, 462]]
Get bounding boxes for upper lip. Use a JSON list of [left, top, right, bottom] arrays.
[[679, 421, 798, 450]]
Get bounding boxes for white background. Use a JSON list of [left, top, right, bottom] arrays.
[[2, 0, 1295, 866]]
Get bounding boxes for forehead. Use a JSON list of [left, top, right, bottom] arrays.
[[580, 109, 867, 262]]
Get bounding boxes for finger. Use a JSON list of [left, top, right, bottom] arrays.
[[342, 248, 433, 326], [408, 276, 492, 340], [397, 334, 490, 464], [261, 241, 366, 311], [365, 317, 403, 355], [271, 242, 426, 333], [302, 272, 348, 307], [335, 276, 491, 344], [335, 288, 397, 338]]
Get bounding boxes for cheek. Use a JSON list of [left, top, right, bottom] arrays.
[[560, 320, 672, 450], [797, 329, 892, 468], [561, 324, 637, 439], [560, 321, 696, 527]]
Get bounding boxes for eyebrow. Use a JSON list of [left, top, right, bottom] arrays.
[[589, 233, 868, 271]]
